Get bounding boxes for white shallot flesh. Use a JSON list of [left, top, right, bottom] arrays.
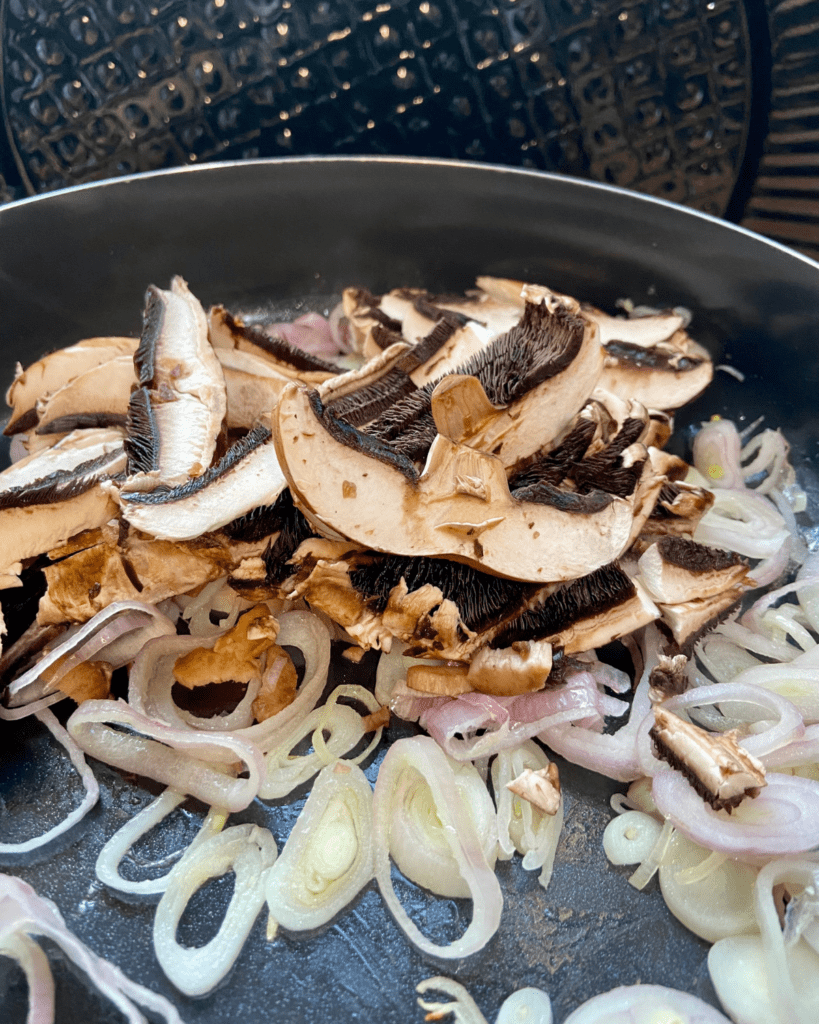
[[373, 735, 503, 958], [1, 601, 177, 718], [259, 684, 382, 800], [416, 976, 553, 1024], [265, 760, 373, 931], [651, 769, 819, 858], [657, 829, 759, 942], [390, 753, 497, 899], [0, 874, 185, 1024], [67, 698, 265, 812], [561, 983, 732, 1023], [153, 823, 277, 996]]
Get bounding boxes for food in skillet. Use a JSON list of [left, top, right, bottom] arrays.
[[0, 275, 815, 1023]]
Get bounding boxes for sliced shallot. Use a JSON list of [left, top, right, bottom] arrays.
[[265, 760, 373, 931], [651, 769, 819, 858], [0, 708, 99, 854], [492, 740, 563, 889], [0, 874, 185, 1024], [372, 735, 503, 959], [153, 823, 277, 996], [67, 699, 265, 812], [95, 788, 227, 896]]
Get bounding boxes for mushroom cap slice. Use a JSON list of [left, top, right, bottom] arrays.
[[35, 354, 135, 435], [656, 586, 746, 649], [214, 346, 340, 431], [123, 277, 227, 491], [0, 430, 126, 581], [38, 530, 269, 625], [637, 537, 751, 605], [4, 336, 138, 436], [119, 422, 286, 542], [274, 382, 648, 584], [366, 299, 605, 469], [493, 564, 659, 654], [208, 305, 338, 383], [598, 330, 713, 412]]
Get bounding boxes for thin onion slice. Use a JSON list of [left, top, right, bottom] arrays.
[[602, 810, 663, 866], [372, 735, 503, 959], [391, 756, 497, 898], [265, 760, 373, 931], [0, 708, 99, 854], [2, 601, 177, 717], [153, 823, 277, 996], [416, 977, 554, 1024], [658, 830, 758, 942], [709, 933, 819, 1024], [0, 874, 185, 1024], [67, 699, 264, 812], [95, 789, 227, 896], [652, 769, 819, 857], [0, 931, 55, 1022], [128, 609, 331, 750], [260, 684, 381, 800]]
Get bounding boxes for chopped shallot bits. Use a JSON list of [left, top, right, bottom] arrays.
[[507, 763, 561, 816], [173, 604, 280, 688], [649, 705, 766, 812]]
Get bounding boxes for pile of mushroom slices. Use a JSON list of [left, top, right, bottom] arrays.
[[2, 272, 809, 990]]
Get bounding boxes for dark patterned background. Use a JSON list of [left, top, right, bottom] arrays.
[[1, 0, 818, 256]]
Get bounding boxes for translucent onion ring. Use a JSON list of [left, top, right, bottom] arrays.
[[128, 609, 331, 748], [0, 708, 99, 855], [153, 823, 277, 996], [372, 735, 503, 959], [561, 982, 731, 1023], [652, 769, 819, 858], [265, 761, 373, 931], [2, 601, 177, 717], [67, 699, 265, 812], [660, 682, 805, 759], [95, 789, 227, 896], [259, 685, 380, 800], [0, 874, 185, 1024]]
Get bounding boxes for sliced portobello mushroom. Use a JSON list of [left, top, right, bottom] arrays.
[[492, 563, 659, 654], [38, 526, 269, 625], [650, 705, 766, 812], [4, 336, 138, 436], [367, 299, 604, 468], [656, 586, 746, 649], [34, 354, 135, 435], [122, 277, 227, 491], [274, 380, 660, 584], [637, 537, 751, 605], [405, 638, 554, 697], [638, 480, 716, 545], [208, 305, 339, 383], [475, 275, 581, 314], [0, 429, 126, 584], [288, 541, 538, 659], [118, 422, 286, 542], [589, 308, 713, 412], [215, 347, 302, 430]]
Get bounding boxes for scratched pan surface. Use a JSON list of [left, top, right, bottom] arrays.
[[1, 158, 818, 1023]]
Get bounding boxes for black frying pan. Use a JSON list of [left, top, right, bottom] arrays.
[[0, 157, 818, 1023]]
